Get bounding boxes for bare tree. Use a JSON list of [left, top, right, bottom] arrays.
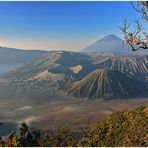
[[132, 1, 148, 22], [121, 1, 148, 51]]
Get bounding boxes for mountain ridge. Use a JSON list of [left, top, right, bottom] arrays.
[[2, 51, 148, 99], [0, 46, 47, 64], [67, 68, 148, 99]]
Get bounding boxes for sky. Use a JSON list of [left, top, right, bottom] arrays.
[[0, 1, 144, 51]]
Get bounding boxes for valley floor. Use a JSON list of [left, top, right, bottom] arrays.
[[0, 83, 148, 136]]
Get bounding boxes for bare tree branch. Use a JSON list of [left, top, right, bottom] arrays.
[[131, 1, 148, 22], [121, 2, 148, 51]]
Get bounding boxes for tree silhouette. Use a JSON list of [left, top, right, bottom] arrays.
[[19, 122, 33, 146]]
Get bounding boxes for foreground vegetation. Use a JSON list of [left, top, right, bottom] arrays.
[[0, 104, 147, 147]]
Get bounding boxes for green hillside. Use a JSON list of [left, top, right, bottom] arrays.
[[79, 104, 148, 147]]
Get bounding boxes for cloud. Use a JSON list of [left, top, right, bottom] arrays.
[[59, 106, 78, 113], [24, 116, 38, 124], [11, 106, 32, 113]]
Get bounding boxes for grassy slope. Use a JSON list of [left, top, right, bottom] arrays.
[[79, 104, 148, 147]]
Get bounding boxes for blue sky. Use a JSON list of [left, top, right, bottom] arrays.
[[0, 1, 142, 51]]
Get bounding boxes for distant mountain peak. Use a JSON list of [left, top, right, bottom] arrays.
[[82, 34, 130, 54], [100, 34, 122, 41]]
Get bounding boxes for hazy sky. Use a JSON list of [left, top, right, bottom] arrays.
[[0, 1, 143, 51]]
